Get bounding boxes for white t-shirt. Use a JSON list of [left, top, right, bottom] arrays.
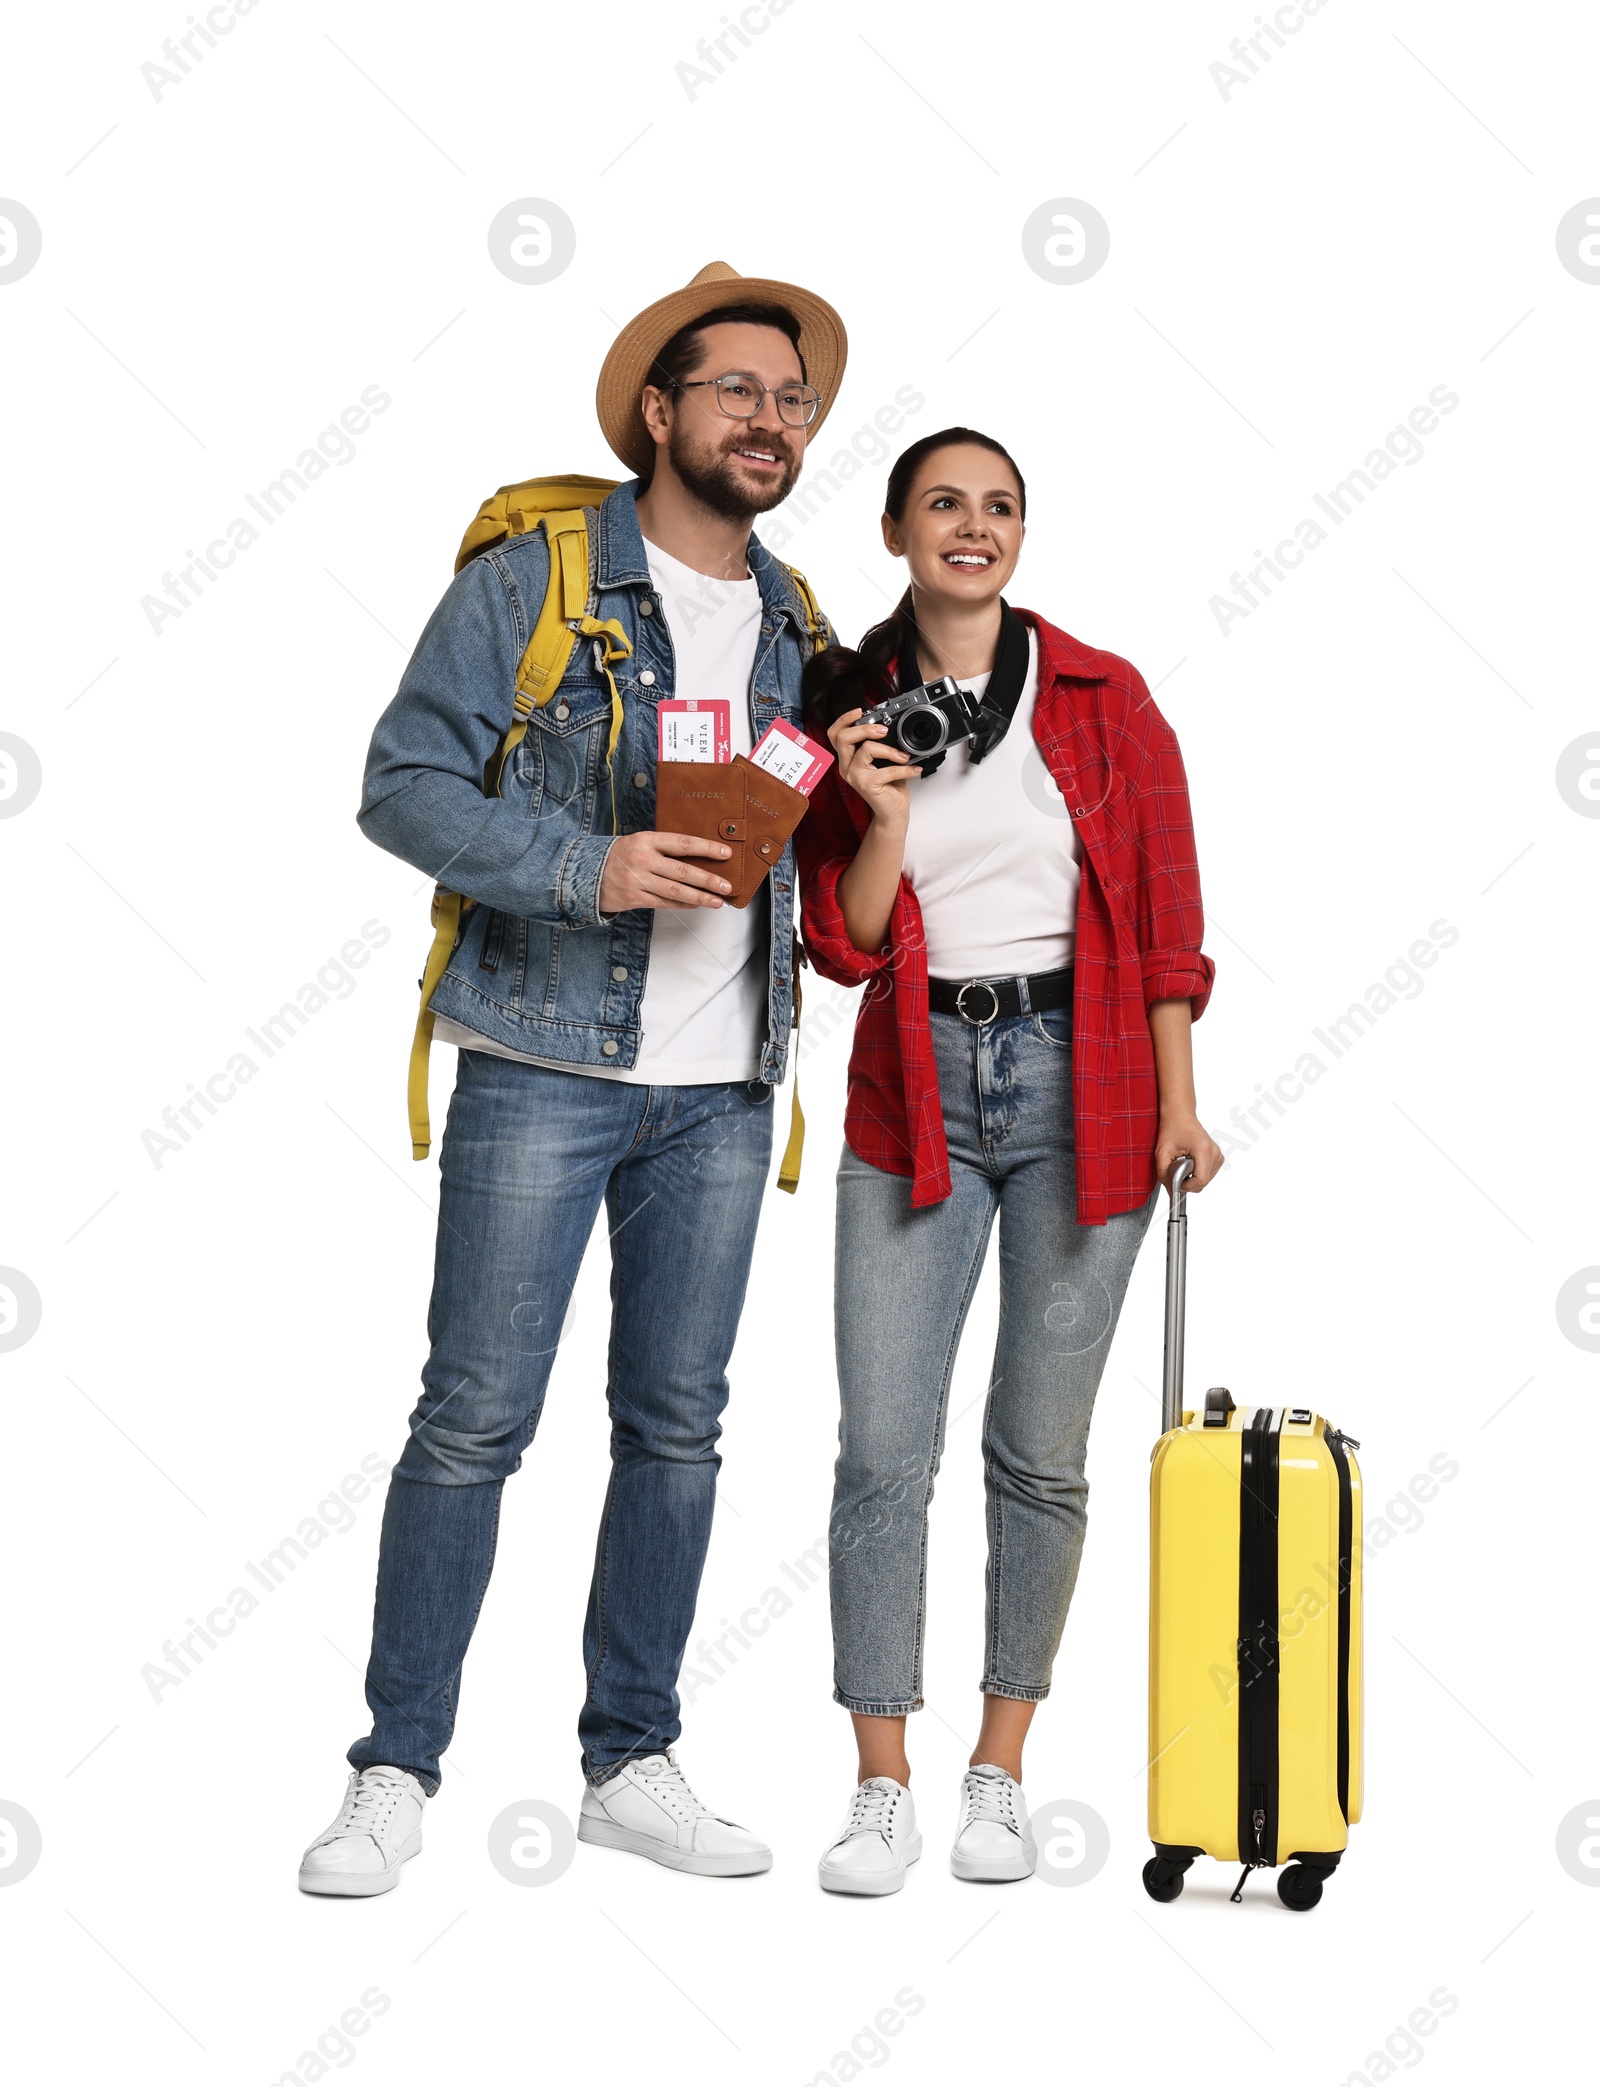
[[434, 538, 766, 1083], [900, 630, 1083, 980]]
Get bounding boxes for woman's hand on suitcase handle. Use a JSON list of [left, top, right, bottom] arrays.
[[1156, 1112, 1224, 1194]]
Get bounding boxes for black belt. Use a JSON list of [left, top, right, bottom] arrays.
[[927, 966, 1074, 1025]]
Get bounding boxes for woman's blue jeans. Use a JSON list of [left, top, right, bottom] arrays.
[[349, 1049, 774, 1791], [829, 1002, 1158, 1714]]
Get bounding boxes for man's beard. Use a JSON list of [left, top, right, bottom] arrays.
[[667, 420, 803, 520]]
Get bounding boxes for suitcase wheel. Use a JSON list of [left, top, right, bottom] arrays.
[[1141, 1855, 1188, 1903], [1276, 1864, 1323, 1911]]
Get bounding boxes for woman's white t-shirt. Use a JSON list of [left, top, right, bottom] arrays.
[[900, 629, 1083, 980], [433, 538, 766, 1083]]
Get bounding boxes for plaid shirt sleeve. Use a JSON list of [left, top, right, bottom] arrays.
[[1125, 669, 1216, 1020], [794, 767, 890, 987]]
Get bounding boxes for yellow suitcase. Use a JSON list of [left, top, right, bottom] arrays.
[[1145, 1160, 1363, 1911]]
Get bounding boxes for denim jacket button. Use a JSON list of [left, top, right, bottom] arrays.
[[611, 966, 628, 982], [638, 669, 656, 687], [632, 771, 648, 788], [601, 1040, 620, 1056], [555, 702, 570, 720], [639, 597, 654, 616]]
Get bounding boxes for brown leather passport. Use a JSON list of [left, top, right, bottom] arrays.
[[655, 754, 811, 908]]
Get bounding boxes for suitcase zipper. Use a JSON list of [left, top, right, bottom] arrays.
[[1234, 1407, 1280, 1897], [1228, 1802, 1270, 1902]]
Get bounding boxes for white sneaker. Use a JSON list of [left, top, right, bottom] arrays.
[[817, 1777, 921, 1897], [577, 1751, 771, 1877], [298, 1765, 426, 1897], [950, 1763, 1036, 1882]]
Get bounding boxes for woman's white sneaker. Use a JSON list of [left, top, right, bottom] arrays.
[[298, 1766, 426, 1897], [818, 1777, 922, 1896], [578, 1751, 772, 1876], [950, 1763, 1035, 1882]]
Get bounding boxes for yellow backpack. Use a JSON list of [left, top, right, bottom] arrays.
[[407, 475, 825, 1192]]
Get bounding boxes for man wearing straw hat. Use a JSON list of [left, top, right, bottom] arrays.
[[300, 264, 846, 1895]]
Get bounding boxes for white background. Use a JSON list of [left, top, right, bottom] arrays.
[[2, 0, 1595, 2079]]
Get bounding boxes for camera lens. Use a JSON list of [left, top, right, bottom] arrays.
[[897, 705, 949, 757]]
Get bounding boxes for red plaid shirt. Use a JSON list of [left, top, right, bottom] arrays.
[[796, 611, 1215, 1225]]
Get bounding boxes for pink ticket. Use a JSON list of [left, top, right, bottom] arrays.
[[658, 700, 732, 764], [749, 718, 833, 795]]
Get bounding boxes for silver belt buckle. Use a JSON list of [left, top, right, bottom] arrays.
[[955, 978, 1001, 1025]]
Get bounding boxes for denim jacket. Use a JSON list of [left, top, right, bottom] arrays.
[[360, 480, 826, 1084]]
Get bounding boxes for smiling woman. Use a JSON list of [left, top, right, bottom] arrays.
[[800, 428, 1028, 751], [796, 426, 1222, 1897]]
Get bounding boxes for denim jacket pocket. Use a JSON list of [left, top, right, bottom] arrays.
[[515, 692, 609, 830], [520, 659, 613, 738]]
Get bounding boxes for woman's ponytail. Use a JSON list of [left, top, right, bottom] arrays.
[[801, 590, 910, 731]]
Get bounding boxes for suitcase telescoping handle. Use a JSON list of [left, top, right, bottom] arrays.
[[1160, 1155, 1195, 1437]]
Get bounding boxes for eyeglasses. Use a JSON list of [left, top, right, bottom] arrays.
[[674, 372, 822, 428]]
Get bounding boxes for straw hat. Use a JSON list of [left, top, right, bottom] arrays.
[[595, 260, 848, 479]]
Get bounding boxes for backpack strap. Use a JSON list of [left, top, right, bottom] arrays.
[[408, 887, 467, 1159], [782, 561, 829, 652], [409, 505, 630, 1160], [773, 563, 828, 1195], [775, 943, 808, 1194], [490, 509, 633, 820]]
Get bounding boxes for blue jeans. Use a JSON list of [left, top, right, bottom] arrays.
[[349, 1050, 774, 1790], [830, 1003, 1158, 1714]]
